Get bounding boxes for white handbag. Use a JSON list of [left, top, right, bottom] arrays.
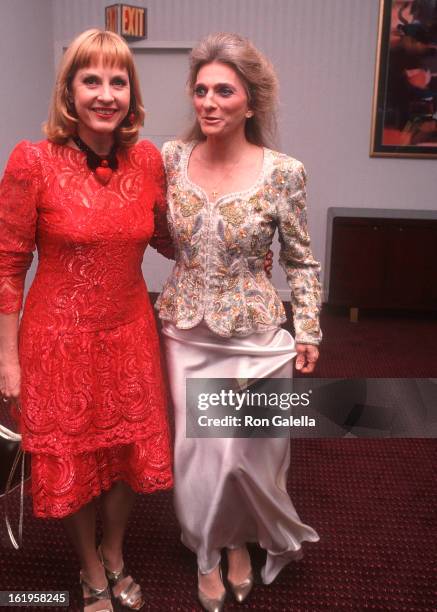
[[0, 423, 28, 549]]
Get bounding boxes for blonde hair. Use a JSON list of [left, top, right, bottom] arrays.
[[44, 29, 144, 147], [185, 33, 278, 147]]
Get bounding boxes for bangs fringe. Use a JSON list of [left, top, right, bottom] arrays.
[[71, 33, 133, 74]]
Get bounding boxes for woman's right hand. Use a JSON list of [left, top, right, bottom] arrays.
[[0, 361, 21, 401], [0, 312, 21, 403]]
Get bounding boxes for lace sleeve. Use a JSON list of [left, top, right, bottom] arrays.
[[148, 143, 175, 260], [276, 161, 322, 345], [0, 141, 39, 313]]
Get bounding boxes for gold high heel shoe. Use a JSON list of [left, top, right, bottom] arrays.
[[80, 571, 113, 612], [197, 567, 226, 612], [227, 546, 254, 603], [227, 570, 254, 603], [98, 546, 145, 610]]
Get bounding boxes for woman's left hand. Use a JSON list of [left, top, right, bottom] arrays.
[[295, 343, 319, 374], [264, 249, 273, 278]]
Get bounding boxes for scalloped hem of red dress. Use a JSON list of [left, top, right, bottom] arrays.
[[30, 441, 173, 518], [32, 475, 173, 519]]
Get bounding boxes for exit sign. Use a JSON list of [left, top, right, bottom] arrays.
[[105, 4, 147, 40]]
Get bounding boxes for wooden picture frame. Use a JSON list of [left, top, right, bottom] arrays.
[[370, 0, 437, 158]]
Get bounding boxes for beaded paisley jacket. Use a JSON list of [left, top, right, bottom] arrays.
[[157, 140, 322, 345]]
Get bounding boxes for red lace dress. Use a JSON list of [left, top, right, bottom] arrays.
[[0, 139, 174, 518]]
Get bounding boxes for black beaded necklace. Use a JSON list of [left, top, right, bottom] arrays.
[[73, 135, 118, 184]]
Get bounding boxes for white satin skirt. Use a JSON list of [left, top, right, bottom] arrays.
[[162, 321, 319, 584]]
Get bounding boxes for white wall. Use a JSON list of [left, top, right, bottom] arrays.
[[3, 0, 437, 295], [0, 0, 54, 172]]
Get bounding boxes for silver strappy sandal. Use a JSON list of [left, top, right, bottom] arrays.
[[97, 546, 145, 610], [79, 571, 113, 612]]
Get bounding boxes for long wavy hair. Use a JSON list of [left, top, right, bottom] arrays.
[[184, 32, 279, 148]]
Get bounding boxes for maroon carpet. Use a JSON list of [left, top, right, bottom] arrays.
[[1, 307, 436, 610], [290, 306, 437, 378], [1, 439, 436, 611]]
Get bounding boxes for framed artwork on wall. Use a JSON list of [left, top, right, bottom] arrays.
[[370, 0, 437, 158]]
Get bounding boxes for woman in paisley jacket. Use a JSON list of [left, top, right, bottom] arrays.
[[0, 29, 174, 612], [157, 33, 322, 611]]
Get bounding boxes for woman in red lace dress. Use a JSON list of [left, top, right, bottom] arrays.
[[0, 29, 173, 611]]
